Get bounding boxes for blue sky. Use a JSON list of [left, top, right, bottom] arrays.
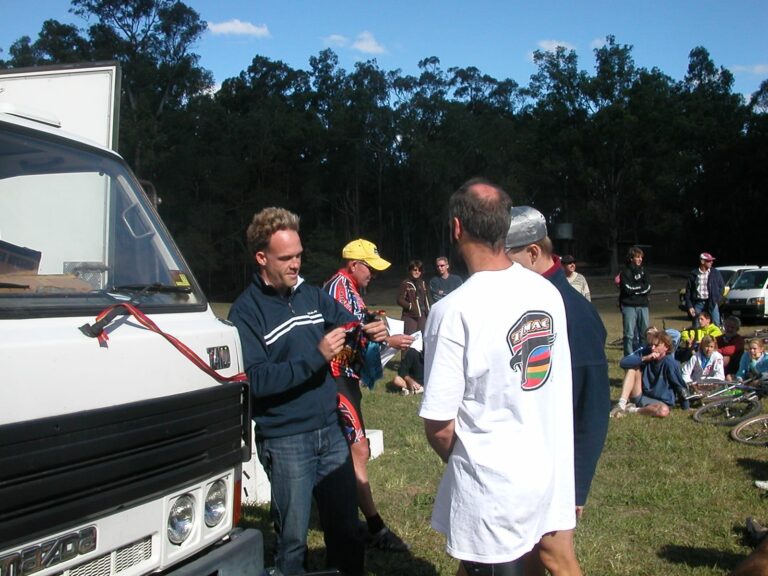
[[1, 0, 766, 98]]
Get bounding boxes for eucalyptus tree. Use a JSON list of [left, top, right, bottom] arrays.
[[66, 0, 212, 176], [306, 50, 398, 253], [519, 44, 590, 239], [676, 46, 749, 259]]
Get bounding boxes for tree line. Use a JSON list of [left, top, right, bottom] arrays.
[[2, 0, 766, 300]]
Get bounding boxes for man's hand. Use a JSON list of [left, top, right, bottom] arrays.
[[361, 319, 388, 342], [318, 326, 347, 361], [387, 333, 415, 351], [688, 307, 696, 318]]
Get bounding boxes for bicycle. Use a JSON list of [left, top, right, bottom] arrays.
[[692, 376, 768, 426], [684, 378, 744, 406], [731, 413, 768, 445]]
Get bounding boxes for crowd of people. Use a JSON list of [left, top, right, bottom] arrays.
[[227, 184, 765, 575], [228, 178, 615, 576], [610, 249, 766, 420]]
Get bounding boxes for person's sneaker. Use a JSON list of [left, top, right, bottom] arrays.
[[609, 405, 625, 418], [755, 480, 768, 490], [400, 388, 410, 396], [367, 526, 410, 552], [413, 384, 424, 395], [625, 404, 638, 413]]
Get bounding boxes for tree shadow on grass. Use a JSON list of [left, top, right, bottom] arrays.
[[736, 457, 768, 483], [657, 543, 746, 572], [241, 503, 440, 576], [365, 550, 440, 576]]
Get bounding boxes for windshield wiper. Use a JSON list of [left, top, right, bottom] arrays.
[[110, 283, 193, 294]]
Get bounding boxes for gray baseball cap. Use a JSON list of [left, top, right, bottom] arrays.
[[505, 206, 548, 250]]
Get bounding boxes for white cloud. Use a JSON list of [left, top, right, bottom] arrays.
[[732, 64, 768, 75], [208, 19, 270, 38], [537, 39, 576, 53], [590, 37, 605, 50], [323, 34, 349, 48], [351, 31, 386, 55]]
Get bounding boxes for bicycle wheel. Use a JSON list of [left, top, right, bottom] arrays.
[[693, 397, 762, 426], [731, 414, 768, 446]]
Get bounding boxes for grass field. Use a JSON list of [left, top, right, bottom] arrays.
[[223, 271, 768, 576]]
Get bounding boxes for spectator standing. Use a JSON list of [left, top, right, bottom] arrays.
[[506, 206, 609, 576], [611, 331, 689, 418], [684, 252, 725, 327], [619, 246, 651, 357], [228, 207, 370, 576], [323, 239, 412, 552], [429, 256, 463, 302], [397, 260, 430, 334], [561, 254, 591, 301], [420, 178, 575, 576], [718, 316, 746, 379]]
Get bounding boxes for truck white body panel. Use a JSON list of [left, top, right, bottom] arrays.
[[0, 64, 261, 575], [0, 64, 119, 149], [0, 309, 242, 424]]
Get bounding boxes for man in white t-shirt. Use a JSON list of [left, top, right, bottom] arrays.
[[420, 178, 575, 576]]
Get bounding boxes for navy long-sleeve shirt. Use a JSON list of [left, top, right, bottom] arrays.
[[620, 350, 688, 408], [229, 273, 355, 439], [543, 260, 610, 506]]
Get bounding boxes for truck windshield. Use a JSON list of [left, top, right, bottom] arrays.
[[0, 123, 205, 317]]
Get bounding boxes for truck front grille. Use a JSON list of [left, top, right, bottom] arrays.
[[0, 382, 248, 550], [69, 537, 153, 576]]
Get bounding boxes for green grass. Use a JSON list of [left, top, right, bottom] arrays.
[[228, 272, 768, 575]]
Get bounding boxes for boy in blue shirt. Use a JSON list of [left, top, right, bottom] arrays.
[[611, 331, 689, 418]]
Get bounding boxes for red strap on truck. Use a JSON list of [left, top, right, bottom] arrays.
[[81, 302, 248, 384]]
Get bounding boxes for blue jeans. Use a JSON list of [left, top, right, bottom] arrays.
[[622, 306, 649, 357], [256, 423, 363, 576], [692, 300, 721, 327]]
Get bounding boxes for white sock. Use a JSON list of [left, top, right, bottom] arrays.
[[618, 398, 627, 410]]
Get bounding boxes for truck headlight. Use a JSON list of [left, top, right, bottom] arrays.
[[748, 297, 765, 306], [168, 494, 195, 545], [205, 480, 228, 527]]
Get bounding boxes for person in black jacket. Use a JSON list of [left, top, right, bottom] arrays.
[[228, 207, 387, 576], [506, 206, 610, 576], [619, 246, 652, 357]]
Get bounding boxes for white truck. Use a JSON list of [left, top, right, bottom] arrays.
[[0, 63, 263, 576]]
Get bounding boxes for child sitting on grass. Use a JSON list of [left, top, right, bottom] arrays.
[[611, 331, 690, 418], [734, 338, 768, 382], [682, 334, 725, 385]]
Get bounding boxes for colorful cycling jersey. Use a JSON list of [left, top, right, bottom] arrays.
[[323, 269, 368, 379]]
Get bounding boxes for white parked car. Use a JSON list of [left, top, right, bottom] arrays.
[[721, 268, 768, 321], [678, 265, 760, 312]]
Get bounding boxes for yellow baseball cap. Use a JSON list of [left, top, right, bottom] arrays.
[[342, 239, 391, 271]]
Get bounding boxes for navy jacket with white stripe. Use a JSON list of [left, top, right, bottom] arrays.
[[229, 272, 355, 439]]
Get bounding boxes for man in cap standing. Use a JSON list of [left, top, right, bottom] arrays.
[[684, 252, 725, 327], [324, 239, 413, 551], [506, 206, 609, 576], [420, 179, 575, 576]]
